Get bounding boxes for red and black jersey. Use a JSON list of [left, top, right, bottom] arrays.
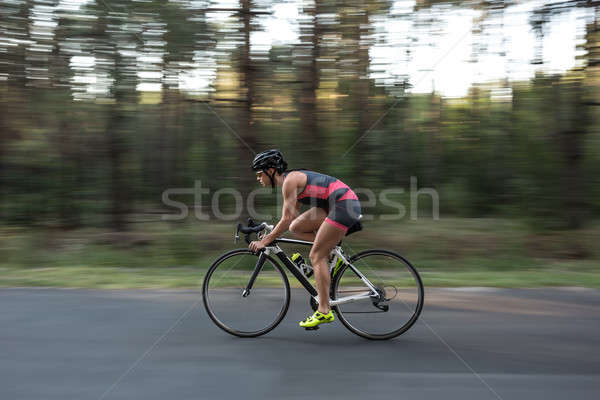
[[283, 169, 358, 211]]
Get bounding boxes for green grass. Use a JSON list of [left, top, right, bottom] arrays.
[[1, 266, 598, 289], [0, 266, 205, 289], [1, 218, 599, 288]]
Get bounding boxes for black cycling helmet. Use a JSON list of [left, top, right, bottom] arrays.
[[252, 149, 287, 188]]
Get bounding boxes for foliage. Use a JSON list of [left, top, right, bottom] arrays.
[[0, 0, 599, 233]]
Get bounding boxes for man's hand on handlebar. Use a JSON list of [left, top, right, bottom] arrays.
[[248, 238, 268, 253], [238, 220, 274, 253]]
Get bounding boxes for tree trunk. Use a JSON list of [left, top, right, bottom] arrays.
[[299, 0, 322, 169], [107, 105, 127, 231], [354, 7, 371, 187], [237, 0, 258, 219]]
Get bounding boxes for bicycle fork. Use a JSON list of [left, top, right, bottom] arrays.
[[242, 252, 267, 297]]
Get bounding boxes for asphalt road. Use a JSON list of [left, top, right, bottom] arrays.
[[1, 287, 599, 400]]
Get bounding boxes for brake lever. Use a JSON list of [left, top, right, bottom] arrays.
[[234, 223, 241, 244]]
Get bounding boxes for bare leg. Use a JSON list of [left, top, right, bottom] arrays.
[[309, 221, 346, 314], [289, 207, 326, 242]]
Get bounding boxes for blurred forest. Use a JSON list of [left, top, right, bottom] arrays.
[[1, 0, 600, 233]]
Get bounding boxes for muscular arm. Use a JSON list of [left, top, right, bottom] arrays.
[[261, 174, 301, 244]]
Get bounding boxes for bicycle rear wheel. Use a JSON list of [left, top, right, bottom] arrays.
[[203, 249, 290, 337], [332, 249, 424, 340]]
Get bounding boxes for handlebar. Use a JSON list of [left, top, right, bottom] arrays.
[[235, 219, 274, 245]]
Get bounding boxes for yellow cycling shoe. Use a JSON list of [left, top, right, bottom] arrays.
[[299, 310, 335, 330]]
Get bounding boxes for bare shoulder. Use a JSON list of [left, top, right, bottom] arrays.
[[285, 170, 306, 182], [282, 171, 306, 193]]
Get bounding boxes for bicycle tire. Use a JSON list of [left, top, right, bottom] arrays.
[[332, 249, 424, 340], [202, 249, 290, 338]]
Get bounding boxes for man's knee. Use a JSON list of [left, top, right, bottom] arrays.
[[309, 248, 327, 266], [289, 219, 301, 234]]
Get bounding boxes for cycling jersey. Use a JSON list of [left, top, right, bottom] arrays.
[[284, 170, 361, 232]]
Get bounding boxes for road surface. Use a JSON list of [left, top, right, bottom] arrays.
[[1, 287, 599, 400]]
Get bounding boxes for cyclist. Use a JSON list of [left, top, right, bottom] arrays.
[[248, 149, 362, 329]]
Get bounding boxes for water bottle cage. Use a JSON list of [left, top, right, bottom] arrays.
[[301, 263, 313, 278], [292, 254, 313, 277]]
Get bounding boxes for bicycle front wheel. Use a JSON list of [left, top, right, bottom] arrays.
[[332, 249, 424, 340], [202, 249, 290, 337]]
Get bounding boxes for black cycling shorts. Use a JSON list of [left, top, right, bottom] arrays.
[[324, 199, 362, 233]]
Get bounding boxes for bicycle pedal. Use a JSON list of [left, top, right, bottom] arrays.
[[304, 326, 320, 331]]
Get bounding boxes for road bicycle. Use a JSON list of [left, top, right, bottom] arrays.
[[202, 219, 424, 340]]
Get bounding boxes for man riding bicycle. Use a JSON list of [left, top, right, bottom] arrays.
[[248, 149, 362, 329]]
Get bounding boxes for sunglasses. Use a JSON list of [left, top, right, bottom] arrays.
[[255, 171, 263, 177]]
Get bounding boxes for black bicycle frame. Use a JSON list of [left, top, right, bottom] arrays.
[[243, 237, 318, 297]]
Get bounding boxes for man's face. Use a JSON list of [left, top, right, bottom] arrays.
[[255, 168, 274, 187]]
